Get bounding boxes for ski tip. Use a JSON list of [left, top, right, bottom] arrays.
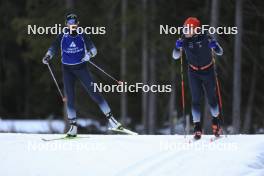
[[108, 128, 138, 135]]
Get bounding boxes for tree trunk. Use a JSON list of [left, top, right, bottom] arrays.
[[24, 61, 30, 115], [148, 0, 156, 134], [169, 63, 177, 134], [120, 0, 128, 125], [210, 0, 220, 38], [243, 63, 256, 133], [142, 0, 149, 133], [148, 51, 156, 134], [232, 0, 243, 134], [203, 0, 220, 134], [0, 46, 5, 113]]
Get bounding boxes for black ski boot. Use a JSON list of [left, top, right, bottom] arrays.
[[212, 116, 222, 137], [193, 122, 202, 140]]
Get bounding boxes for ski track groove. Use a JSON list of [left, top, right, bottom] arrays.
[[114, 137, 198, 176], [135, 148, 196, 176]]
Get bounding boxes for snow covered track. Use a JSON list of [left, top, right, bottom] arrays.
[[1, 134, 264, 176]]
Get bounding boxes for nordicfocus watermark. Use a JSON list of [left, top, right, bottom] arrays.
[[160, 24, 238, 35], [27, 24, 106, 35], [27, 141, 107, 151], [159, 141, 238, 152], [92, 82, 172, 93]]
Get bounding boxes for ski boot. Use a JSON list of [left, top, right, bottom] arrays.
[[107, 112, 124, 130], [212, 116, 222, 137], [66, 118, 77, 137], [193, 122, 202, 140], [107, 112, 138, 135]]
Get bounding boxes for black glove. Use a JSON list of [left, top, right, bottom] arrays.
[[42, 55, 52, 64]]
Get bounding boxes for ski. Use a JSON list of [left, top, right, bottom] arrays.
[[109, 127, 138, 135], [41, 136, 90, 142]]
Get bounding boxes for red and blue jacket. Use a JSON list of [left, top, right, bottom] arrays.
[[172, 34, 223, 68]]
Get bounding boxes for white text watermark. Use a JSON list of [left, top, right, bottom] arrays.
[[160, 24, 238, 35], [92, 82, 172, 93], [159, 140, 238, 151], [27, 24, 106, 35]]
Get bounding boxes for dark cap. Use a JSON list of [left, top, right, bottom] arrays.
[[65, 13, 78, 25]]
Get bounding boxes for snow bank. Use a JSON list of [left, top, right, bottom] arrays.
[[0, 119, 105, 133], [0, 134, 263, 176]]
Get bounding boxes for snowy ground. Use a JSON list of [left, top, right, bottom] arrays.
[[1, 134, 264, 176]]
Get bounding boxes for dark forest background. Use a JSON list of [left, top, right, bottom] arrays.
[[0, 0, 263, 134]]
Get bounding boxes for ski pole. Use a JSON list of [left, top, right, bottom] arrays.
[[211, 49, 226, 136], [46, 63, 66, 102], [180, 47, 187, 136], [88, 60, 123, 84], [211, 49, 223, 115]]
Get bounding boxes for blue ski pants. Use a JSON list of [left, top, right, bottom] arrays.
[[62, 63, 110, 120]]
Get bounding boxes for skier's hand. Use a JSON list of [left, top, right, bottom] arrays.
[[175, 39, 183, 49], [82, 53, 91, 62], [209, 41, 217, 49], [42, 55, 51, 64]]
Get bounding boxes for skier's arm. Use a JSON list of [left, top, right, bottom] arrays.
[[210, 40, 223, 56], [172, 39, 183, 60], [208, 36, 223, 56], [46, 34, 63, 57], [214, 41, 223, 56], [83, 34, 97, 58], [42, 34, 63, 64]]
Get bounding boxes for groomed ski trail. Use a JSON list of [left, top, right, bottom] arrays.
[[0, 133, 264, 176]]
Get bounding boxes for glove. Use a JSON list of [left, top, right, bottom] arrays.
[[82, 53, 91, 62], [175, 39, 183, 49], [42, 55, 51, 64], [209, 40, 217, 49]]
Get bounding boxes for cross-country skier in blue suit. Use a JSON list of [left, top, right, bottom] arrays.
[[42, 13, 124, 137], [172, 17, 223, 139]]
